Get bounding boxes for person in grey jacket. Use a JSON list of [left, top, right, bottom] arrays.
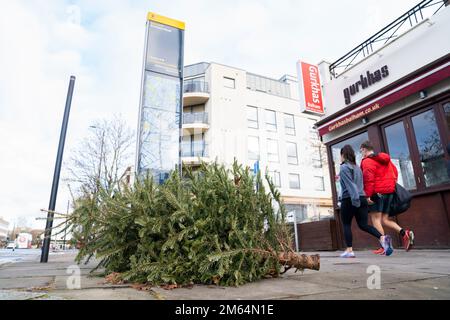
[[339, 145, 393, 258]]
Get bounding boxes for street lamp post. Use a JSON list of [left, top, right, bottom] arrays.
[[41, 76, 76, 263]]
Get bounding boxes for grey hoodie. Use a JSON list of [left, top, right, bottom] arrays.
[[339, 161, 366, 208]]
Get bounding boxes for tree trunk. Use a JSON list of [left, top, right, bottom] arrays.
[[278, 252, 320, 271]]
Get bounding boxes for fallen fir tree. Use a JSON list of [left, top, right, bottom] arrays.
[[66, 161, 319, 287]]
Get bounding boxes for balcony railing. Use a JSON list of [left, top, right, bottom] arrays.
[[329, 0, 448, 78], [181, 141, 208, 157], [183, 112, 208, 125], [184, 80, 209, 94]]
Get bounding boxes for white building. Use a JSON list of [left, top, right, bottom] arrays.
[[0, 217, 9, 241], [181, 62, 333, 222]]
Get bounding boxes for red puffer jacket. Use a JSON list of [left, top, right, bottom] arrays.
[[360, 152, 398, 197]]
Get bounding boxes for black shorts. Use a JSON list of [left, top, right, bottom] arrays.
[[368, 193, 395, 215]]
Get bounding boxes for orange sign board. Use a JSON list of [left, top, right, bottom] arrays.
[[297, 61, 324, 115]]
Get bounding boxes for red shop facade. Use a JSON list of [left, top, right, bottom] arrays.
[[315, 1, 450, 249]]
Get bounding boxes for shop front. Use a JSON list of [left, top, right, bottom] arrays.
[[316, 1, 450, 249]]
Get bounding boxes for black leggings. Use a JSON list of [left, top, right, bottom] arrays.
[[341, 197, 382, 248]]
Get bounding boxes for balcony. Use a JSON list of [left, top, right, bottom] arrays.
[[182, 112, 209, 134], [181, 141, 210, 166], [183, 80, 210, 106]]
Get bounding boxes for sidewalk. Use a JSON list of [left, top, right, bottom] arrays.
[[1, 249, 449, 300]]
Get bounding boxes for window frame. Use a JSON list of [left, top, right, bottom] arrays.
[[265, 109, 278, 132], [223, 76, 235, 89], [246, 105, 259, 129], [284, 113, 296, 136], [286, 142, 299, 165], [288, 173, 301, 190], [380, 102, 450, 193], [268, 171, 281, 188], [314, 176, 325, 191], [247, 136, 260, 161]]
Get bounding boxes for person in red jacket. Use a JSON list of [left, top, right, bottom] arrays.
[[360, 141, 414, 254]]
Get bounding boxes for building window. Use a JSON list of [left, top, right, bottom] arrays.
[[246, 106, 259, 129], [286, 142, 298, 165], [265, 110, 277, 132], [312, 146, 323, 168], [284, 114, 296, 136], [224, 77, 235, 89], [411, 109, 449, 187], [331, 131, 369, 202], [267, 139, 279, 162], [314, 176, 325, 191], [289, 173, 301, 189], [285, 204, 307, 223], [268, 171, 281, 188], [248, 136, 260, 160], [384, 121, 417, 190]]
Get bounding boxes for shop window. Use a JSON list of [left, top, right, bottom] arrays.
[[411, 109, 450, 187], [331, 132, 369, 202], [384, 121, 417, 190], [285, 204, 307, 223]]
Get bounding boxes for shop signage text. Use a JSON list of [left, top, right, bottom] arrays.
[[297, 61, 324, 115], [344, 66, 389, 105]]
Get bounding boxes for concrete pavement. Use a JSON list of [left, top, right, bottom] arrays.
[[0, 249, 449, 300]]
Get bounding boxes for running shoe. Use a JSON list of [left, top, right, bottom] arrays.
[[372, 247, 385, 255], [340, 251, 355, 258], [380, 235, 393, 256], [407, 230, 415, 251]]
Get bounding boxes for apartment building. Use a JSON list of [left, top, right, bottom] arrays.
[[181, 62, 333, 223]]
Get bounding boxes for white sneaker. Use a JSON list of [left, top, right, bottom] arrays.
[[340, 251, 355, 258]]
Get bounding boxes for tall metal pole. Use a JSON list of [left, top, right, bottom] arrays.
[[41, 76, 76, 263]]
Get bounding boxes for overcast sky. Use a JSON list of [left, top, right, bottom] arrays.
[[0, 0, 419, 229]]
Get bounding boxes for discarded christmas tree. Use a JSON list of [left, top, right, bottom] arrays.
[[67, 161, 319, 287]]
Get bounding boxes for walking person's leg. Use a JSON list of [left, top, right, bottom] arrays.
[[380, 194, 415, 251], [340, 199, 355, 258], [355, 197, 394, 256]]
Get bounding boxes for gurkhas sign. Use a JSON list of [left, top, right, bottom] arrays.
[[343, 65, 389, 105], [297, 61, 324, 115]]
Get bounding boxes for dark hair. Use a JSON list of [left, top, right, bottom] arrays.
[[360, 140, 374, 151], [341, 145, 356, 164]]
